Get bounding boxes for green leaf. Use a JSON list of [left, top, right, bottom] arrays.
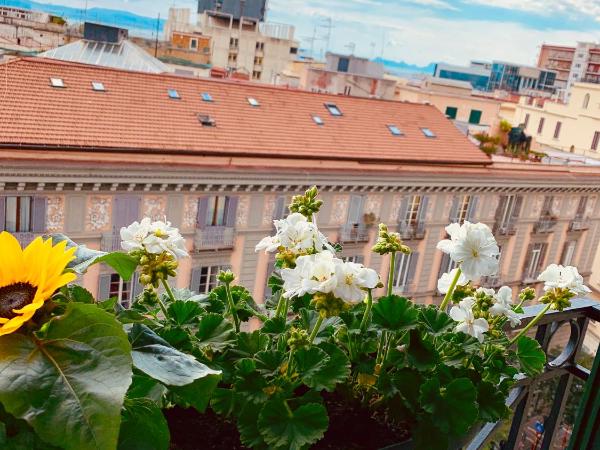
[[238, 403, 268, 449], [372, 295, 419, 331], [210, 388, 238, 418], [477, 381, 510, 422], [258, 400, 328, 450], [311, 343, 351, 392], [65, 285, 95, 304], [516, 336, 546, 376], [294, 347, 330, 387], [254, 350, 286, 377], [419, 377, 478, 435], [167, 300, 204, 325], [97, 253, 139, 282], [234, 370, 269, 404], [413, 415, 450, 450], [262, 317, 287, 335], [118, 399, 169, 450], [392, 368, 423, 411], [418, 305, 454, 335], [230, 330, 269, 359], [171, 374, 221, 413], [127, 373, 167, 404], [195, 313, 236, 352], [0, 303, 132, 450], [209, 285, 262, 322], [407, 329, 438, 371], [128, 324, 221, 386]]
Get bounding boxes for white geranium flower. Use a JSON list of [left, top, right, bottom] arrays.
[[255, 235, 280, 253], [333, 261, 379, 303], [437, 221, 499, 280], [255, 213, 332, 254], [120, 218, 152, 253], [120, 218, 188, 258], [490, 286, 521, 327], [281, 251, 338, 299], [538, 264, 591, 296], [449, 298, 489, 343], [437, 268, 469, 294]]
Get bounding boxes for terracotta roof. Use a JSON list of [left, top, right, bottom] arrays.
[[0, 57, 490, 165]]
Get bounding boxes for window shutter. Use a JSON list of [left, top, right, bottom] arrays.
[[510, 195, 523, 224], [98, 274, 112, 300], [273, 196, 286, 220], [31, 196, 48, 233], [397, 196, 410, 225], [495, 196, 507, 225], [417, 196, 429, 223], [225, 196, 239, 227], [190, 267, 202, 292], [538, 244, 548, 273], [449, 196, 460, 223], [467, 195, 479, 222], [438, 253, 451, 278], [131, 272, 143, 299], [347, 195, 363, 224], [196, 197, 209, 229], [521, 244, 533, 279], [113, 195, 140, 231], [0, 196, 5, 230], [406, 252, 419, 290]]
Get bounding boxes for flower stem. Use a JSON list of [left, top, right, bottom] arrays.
[[509, 303, 552, 346], [360, 290, 373, 333], [274, 291, 286, 318], [157, 281, 172, 318], [286, 349, 295, 378], [161, 278, 177, 303], [439, 267, 462, 311], [308, 314, 325, 344], [387, 251, 396, 297], [224, 281, 240, 333]]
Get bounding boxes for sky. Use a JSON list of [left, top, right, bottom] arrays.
[[24, 0, 600, 66]]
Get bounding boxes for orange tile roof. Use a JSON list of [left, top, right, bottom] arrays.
[[0, 57, 491, 166]]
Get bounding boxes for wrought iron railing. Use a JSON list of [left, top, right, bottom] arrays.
[[480, 274, 503, 288], [569, 217, 589, 232], [494, 223, 518, 236], [194, 226, 235, 250], [467, 298, 600, 449], [533, 217, 557, 234], [398, 221, 426, 240], [339, 223, 370, 243], [101, 233, 122, 252]]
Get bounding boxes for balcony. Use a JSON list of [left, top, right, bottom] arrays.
[[494, 223, 517, 236], [101, 233, 122, 252], [398, 221, 425, 240], [470, 298, 600, 449], [194, 226, 235, 251], [569, 217, 589, 232], [480, 274, 502, 288], [522, 270, 542, 285], [533, 216, 557, 233], [339, 223, 370, 243]]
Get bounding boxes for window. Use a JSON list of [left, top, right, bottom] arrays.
[[342, 255, 364, 264], [496, 194, 522, 231], [252, 71, 262, 80], [91, 81, 105, 91], [290, 47, 298, 54], [554, 121, 562, 139], [592, 131, 600, 151], [343, 86, 352, 96], [109, 274, 132, 308], [537, 117, 545, 134], [254, 56, 263, 66], [524, 242, 547, 280], [346, 195, 365, 225], [387, 124, 403, 136], [324, 103, 342, 116], [247, 97, 260, 107], [453, 195, 472, 224], [50, 77, 65, 88], [404, 195, 422, 226], [523, 113, 530, 129], [468, 109, 482, 125], [3, 196, 32, 232], [168, 89, 180, 99], [421, 128, 436, 138], [201, 92, 213, 102], [561, 241, 577, 266], [445, 106, 458, 119], [205, 196, 229, 226], [228, 53, 237, 63], [193, 265, 230, 294], [337, 57, 350, 73], [583, 93, 590, 109], [190, 38, 198, 49], [312, 115, 324, 125], [273, 196, 289, 220], [393, 253, 413, 290], [575, 196, 588, 219], [229, 37, 238, 48], [198, 114, 216, 127], [256, 42, 264, 51]]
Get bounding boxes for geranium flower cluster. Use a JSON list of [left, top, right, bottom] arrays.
[[121, 217, 188, 258]]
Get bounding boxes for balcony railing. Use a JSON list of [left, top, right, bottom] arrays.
[[468, 298, 600, 449], [480, 274, 503, 288], [494, 223, 517, 236], [569, 217, 589, 232], [194, 226, 235, 250], [522, 270, 542, 285], [533, 216, 557, 233], [101, 233, 122, 252], [339, 223, 370, 243], [398, 221, 425, 240]]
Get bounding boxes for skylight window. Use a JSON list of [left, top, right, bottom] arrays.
[[247, 97, 260, 107], [91, 81, 105, 91], [312, 115, 324, 125], [198, 114, 216, 127], [50, 78, 65, 88], [168, 89, 181, 99], [201, 92, 213, 102], [387, 125, 403, 136], [421, 128, 436, 138], [324, 103, 342, 116]]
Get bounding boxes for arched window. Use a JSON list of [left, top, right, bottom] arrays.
[[583, 93, 590, 109]]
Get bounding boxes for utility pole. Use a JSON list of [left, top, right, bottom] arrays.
[[319, 17, 333, 54], [154, 13, 160, 57]]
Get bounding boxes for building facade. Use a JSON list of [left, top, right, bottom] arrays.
[[433, 62, 491, 91], [2, 58, 600, 308], [0, 6, 69, 52]]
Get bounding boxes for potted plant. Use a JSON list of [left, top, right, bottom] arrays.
[[0, 187, 590, 450]]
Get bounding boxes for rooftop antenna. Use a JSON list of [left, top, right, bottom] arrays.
[[319, 17, 333, 54], [154, 13, 160, 56], [302, 25, 318, 60], [345, 42, 356, 56]]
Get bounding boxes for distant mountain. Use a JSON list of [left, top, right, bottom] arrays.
[[1, 0, 165, 36], [373, 57, 436, 75]]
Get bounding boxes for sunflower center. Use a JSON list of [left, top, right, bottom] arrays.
[[0, 283, 36, 319]]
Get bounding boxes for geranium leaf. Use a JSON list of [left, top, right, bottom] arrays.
[[392, 368, 423, 411], [419, 377, 478, 435], [477, 381, 510, 422], [516, 336, 546, 376], [372, 295, 419, 331], [210, 388, 238, 418], [293, 347, 330, 388], [254, 350, 286, 377], [230, 330, 269, 359], [262, 317, 287, 335], [118, 398, 169, 450], [258, 400, 328, 450], [171, 374, 221, 413], [418, 305, 454, 335], [128, 324, 221, 386], [311, 343, 351, 392], [238, 403, 268, 449], [167, 300, 204, 325], [96, 253, 139, 281], [0, 303, 132, 450], [195, 313, 236, 352], [407, 329, 438, 371]]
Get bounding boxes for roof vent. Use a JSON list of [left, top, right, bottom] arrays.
[[198, 114, 216, 127], [50, 78, 65, 88]]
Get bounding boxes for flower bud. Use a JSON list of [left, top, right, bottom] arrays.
[[217, 270, 235, 284]]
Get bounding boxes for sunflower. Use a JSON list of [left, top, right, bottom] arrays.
[[0, 232, 76, 336]]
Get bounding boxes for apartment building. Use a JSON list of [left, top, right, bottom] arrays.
[[512, 82, 600, 160], [0, 6, 68, 52], [2, 57, 600, 307]]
